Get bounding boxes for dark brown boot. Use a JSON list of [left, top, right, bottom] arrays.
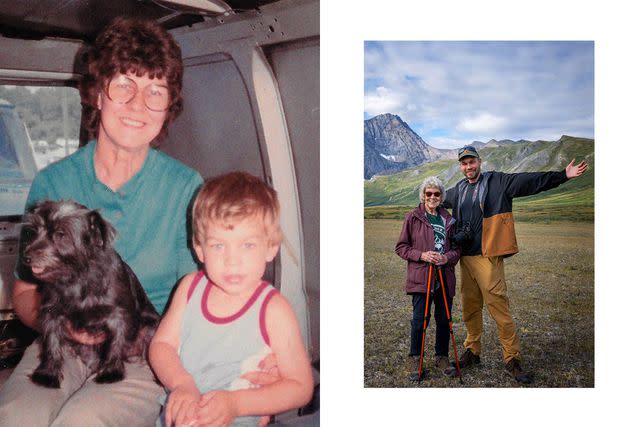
[[458, 348, 480, 368], [505, 358, 532, 384]]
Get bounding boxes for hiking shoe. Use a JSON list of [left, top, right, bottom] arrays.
[[505, 358, 532, 384], [435, 355, 450, 370], [408, 355, 428, 381], [443, 365, 458, 378], [458, 349, 480, 368], [435, 356, 457, 378]]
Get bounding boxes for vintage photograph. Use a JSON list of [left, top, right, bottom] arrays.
[[0, 1, 319, 426]]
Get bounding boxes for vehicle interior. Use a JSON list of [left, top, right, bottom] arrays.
[[0, 0, 319, 423]]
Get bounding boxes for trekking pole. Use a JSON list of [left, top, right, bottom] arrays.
[[437, 265, 463, 384], [411, 262, 433, 382]]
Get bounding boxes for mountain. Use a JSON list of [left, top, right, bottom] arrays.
[[364, 113, 455, 179], [364, 135, 594, 209]]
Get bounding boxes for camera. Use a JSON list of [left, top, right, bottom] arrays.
[[451, 221, 472, 248]]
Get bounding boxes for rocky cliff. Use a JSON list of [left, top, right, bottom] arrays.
[[364, 113, 455, 179]]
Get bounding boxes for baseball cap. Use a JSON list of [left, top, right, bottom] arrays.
[[458, 145, 479, 161]]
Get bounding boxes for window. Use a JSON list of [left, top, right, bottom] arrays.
[[0, 85, 81, 217]]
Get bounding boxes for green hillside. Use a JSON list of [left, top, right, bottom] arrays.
[[364, 136, 594, 222], [364, 159, 452, 206]]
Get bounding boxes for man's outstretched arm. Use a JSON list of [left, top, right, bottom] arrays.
[[502, 158, 589, 198]]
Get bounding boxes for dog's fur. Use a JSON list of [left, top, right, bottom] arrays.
[[20, 200, 160, 388]]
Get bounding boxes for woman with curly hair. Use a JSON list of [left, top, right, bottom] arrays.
[[395, 176, 461, 378], [0, 17, 205, 426]]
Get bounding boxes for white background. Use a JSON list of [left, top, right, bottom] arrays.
[[320, 0, 637, 425]]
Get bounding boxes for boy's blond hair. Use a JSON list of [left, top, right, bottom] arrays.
[[192, 171, 282, 247]]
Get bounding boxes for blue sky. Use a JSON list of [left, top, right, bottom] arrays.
[[364, 41, 594, 149]]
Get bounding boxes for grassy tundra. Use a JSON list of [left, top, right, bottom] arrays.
[[364, 218, 593, 388]]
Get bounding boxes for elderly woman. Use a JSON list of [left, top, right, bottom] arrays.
[[395, 176, 461, 377], [0, 17, 273, 426]]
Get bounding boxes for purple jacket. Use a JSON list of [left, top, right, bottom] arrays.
[[395, 204, 461, 296]]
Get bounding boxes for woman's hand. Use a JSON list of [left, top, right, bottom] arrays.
[[195, 390, 238, 427], [238, 353, 279, 426], [166, 384, 201, 427], [420, 251, 447, 265], [436, 254, 448, 265], [240, 352, 280, 386], [420, 251, 440, 264]]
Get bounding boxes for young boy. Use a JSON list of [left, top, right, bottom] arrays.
[[149, 171, 313, 427]]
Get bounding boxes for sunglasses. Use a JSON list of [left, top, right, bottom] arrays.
[[424, 191, 441, 198]]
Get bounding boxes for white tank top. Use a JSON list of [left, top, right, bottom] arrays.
[[158, 271, 277, 427]]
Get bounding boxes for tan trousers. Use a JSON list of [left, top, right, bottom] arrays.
[[0, 339, 163, 427], [460, 255, 521, 363]]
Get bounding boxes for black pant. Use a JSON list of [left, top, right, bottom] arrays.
[[409, 286, 453, 357]]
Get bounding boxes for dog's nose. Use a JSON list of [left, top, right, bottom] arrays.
[[23, 255, 32, 265]]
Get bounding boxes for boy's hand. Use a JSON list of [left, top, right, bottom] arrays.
[[195, 390, 238, 427], [241, 352, 281, 386], [166, 384, 200, 427]]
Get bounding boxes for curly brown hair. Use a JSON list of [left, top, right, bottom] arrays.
[[79, 17, 183, 144]]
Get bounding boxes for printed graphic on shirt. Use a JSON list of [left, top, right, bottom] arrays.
[[433, 223, 445, 254], [426, 213, 445, 254]]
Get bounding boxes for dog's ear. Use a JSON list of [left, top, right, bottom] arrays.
[[88, 210, 116, 247]]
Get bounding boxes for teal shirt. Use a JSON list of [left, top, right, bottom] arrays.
[[20, 140, 203, 313]]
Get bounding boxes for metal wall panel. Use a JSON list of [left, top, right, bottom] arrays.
[[164, 57, 265, 179], [265, 37, 319, 362]]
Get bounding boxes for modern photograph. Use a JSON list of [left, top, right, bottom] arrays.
[[364, 40, 594, 388]]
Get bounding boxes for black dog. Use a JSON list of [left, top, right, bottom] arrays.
[[20, 200, 159, 388]]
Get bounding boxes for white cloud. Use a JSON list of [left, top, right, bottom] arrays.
[[363, 86, 403, 116], [457, 112, 508, 134], [364, 41, 594, 143]]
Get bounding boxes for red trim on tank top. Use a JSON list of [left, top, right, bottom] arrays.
[[259, 289, 279, 345], [201, 280, 270, 324], [187, 270, 206, 302]]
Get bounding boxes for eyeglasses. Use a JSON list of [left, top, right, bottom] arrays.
[[424, 191, 441, 198], [105, 76, 171, 112]]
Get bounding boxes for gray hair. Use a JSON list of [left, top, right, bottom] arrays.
[[419, 176, 446, 204]]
